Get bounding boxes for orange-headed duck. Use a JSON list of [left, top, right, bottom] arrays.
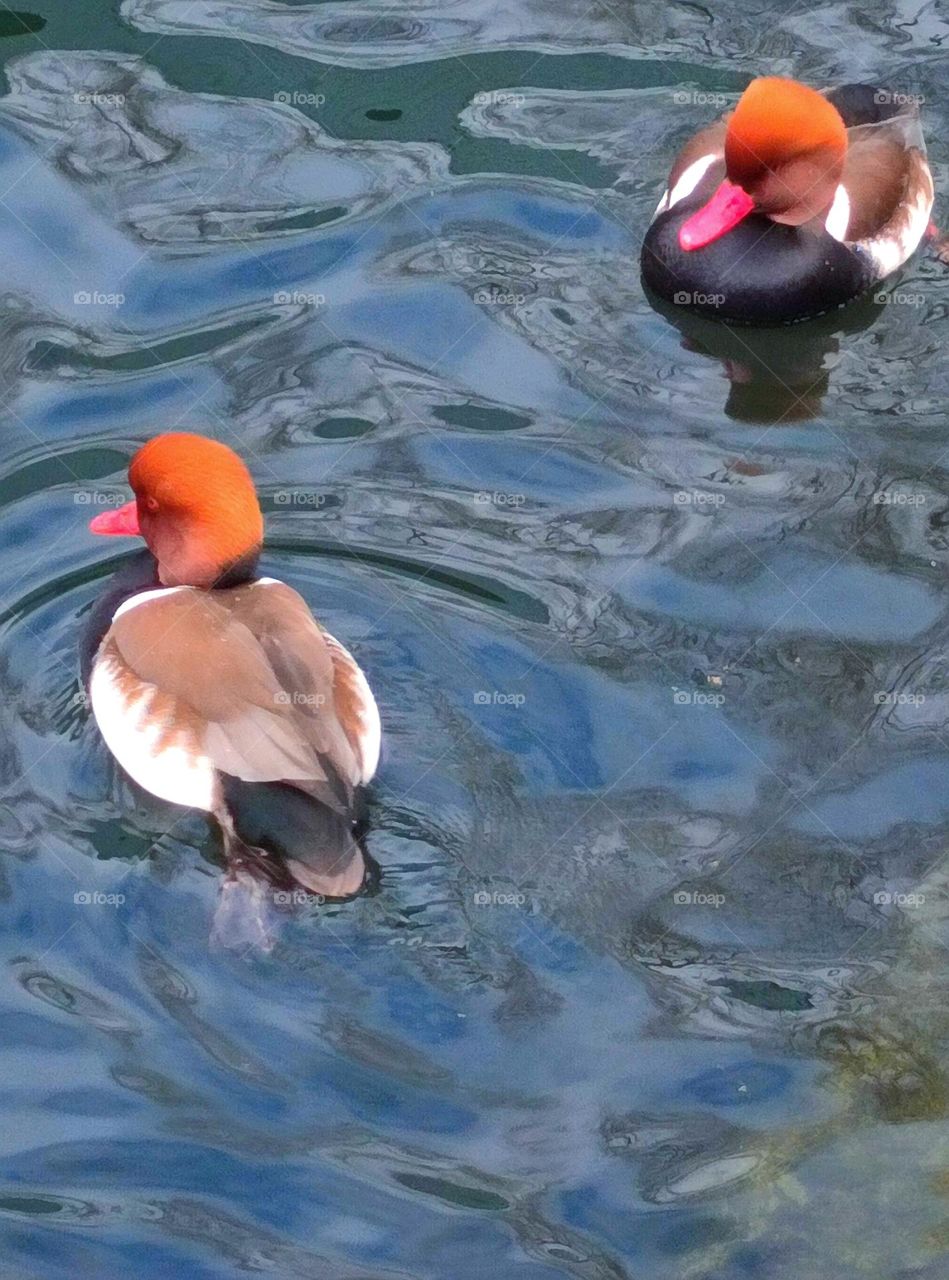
[[86, 433, 381, 908], [642, 78, 934, 324]]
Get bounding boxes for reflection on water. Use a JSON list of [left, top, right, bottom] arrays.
[[643, 295, 886, 423], [0, 0, 948, 1277]]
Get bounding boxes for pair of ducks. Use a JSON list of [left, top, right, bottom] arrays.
[[642, 76, 934, 322], [87, 76, 934, 903]]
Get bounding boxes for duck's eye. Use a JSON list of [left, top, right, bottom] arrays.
[[145, 496, 159, 512]]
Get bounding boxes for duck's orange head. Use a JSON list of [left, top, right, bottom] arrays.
[[90, 432, 264, 587], [679, 77, 847, 251]]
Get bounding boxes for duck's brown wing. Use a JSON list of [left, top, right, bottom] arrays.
[[840, 117, 930, 242], [91, 580, 380, 815], [232, 579, 380, 787]]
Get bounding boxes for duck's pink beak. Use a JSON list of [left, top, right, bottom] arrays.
[[89, 500, 141, 536], [679, 180, 755, 251]]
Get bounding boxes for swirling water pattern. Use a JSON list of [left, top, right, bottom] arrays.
[[0, 1, 948, 1276]]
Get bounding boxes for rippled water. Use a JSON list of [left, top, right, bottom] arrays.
[[1, 1, 949, 1276]]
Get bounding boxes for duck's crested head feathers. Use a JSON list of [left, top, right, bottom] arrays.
[[725, 77, 847, 223], [129, 432, 264, 587]]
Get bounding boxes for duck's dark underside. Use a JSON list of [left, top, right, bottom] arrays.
[[641, 208, 874, 326]]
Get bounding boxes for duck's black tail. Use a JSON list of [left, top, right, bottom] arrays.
[[827, 83, 920, 126], [208, 779, 374, 951], [217, 775, 370, 899]]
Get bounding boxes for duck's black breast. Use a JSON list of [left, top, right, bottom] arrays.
[[80, 549, 160, 687], [641, 176, 875, 325]]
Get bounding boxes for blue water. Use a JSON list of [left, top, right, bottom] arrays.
[[1, 2, 948, 1276]]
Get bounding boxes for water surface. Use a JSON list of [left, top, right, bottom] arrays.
[[1, 1, 948, 1277]]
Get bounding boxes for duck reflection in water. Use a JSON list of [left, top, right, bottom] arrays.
[[646, 291, 882, 422]]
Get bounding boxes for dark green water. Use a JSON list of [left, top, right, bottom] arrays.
[[0, 1, 948, 1277]]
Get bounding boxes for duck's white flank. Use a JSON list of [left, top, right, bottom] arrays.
[[656, 153, 720, 216], [90, 649, 218, 810], [824, 185, 851, 241], [856, 175, 934, 279]]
